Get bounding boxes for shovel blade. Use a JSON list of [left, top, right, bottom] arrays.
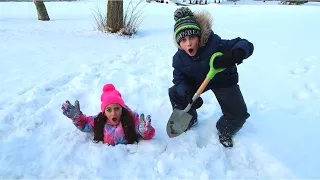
[[166, 108, 193, 138]]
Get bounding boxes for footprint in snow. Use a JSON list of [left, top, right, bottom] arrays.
[[293, 91, 310, 101], [305, 82, 319, 94], [292, 82, 319, 101], [290, 65, 314, 75], [290, 56, 317, 75]]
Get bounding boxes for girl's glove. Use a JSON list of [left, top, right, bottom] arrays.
[[138, 113, 154, 136], [61, 100, 83, 120]]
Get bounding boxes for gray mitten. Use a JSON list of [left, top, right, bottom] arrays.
[[61, 100, 83, 120], [138, 113, 152, 135]]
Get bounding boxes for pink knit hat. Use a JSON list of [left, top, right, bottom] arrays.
[[100, 83, 125, 112]]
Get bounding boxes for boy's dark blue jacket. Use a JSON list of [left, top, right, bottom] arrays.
[[172, 12, 254, 97]]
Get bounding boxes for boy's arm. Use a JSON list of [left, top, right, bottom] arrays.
[[217, 35, 254, 60], [172, 54, 191, 97], [213, 34, 254, 68]]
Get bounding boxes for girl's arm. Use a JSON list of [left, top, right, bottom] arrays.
[[71, 114, 96, 132], [126, 106, 155, 140], [62, 100, 96, 132]]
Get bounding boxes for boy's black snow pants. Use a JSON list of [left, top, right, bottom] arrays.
[[168, 84, 250, 136]]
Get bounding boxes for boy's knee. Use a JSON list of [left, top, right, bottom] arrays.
[[230, 94, 249, 121], [168, 86, 179, 98], [168, 86, 175, 95], [236, 104, 250, 121], [241, 112, 250, 120]]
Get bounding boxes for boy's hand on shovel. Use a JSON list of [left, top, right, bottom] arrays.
[[185, 90, 203, 109], [208, 52, 226, 79]]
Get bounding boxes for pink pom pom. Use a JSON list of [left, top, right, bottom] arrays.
[[103, 84, 115, 92]]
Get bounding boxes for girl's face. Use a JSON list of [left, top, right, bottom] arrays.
[[104, 104, 123, 125], [179, 35, 200, 57]]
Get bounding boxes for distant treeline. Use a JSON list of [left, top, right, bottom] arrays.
[[0, 0, 78, 2]]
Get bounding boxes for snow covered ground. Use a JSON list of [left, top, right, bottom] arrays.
[[0, 0, 319, 179]]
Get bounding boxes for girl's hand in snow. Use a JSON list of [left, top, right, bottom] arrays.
[[61, 100, 83, 120], [138, 113, 153, 135]]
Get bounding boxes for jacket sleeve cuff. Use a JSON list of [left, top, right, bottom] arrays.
[[232, 40, 254, 59], [140, 126, 155, 140]]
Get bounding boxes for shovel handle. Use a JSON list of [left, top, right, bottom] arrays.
[[183, 52, 225, 113], [196, 77, 210, 95], [183, 76, 210, 112], [195, 52, 226, 95]]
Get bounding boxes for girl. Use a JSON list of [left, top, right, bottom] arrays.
[[61, 83, 155, 145]]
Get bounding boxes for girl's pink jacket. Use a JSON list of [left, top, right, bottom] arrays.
[[72, 106, 155, 145]]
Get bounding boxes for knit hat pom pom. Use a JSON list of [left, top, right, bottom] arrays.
[[100, 83, 125, 111], [174, 7, 194, 21], [103, 84, 116, 92]]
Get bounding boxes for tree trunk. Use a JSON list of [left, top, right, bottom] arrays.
[[34, 0, 50, 21], [107, 0, 123, 33]]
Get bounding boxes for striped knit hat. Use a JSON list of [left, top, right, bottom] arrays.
[[174, 7, 201, 45]]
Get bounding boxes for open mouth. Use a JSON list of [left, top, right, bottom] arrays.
[[112, 118, 118, 122], [188, 48, 194, 54]]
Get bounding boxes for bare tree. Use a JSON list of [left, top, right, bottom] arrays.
[[122, 0, 146, 36], [107, 0, 123, 33], [34, 0, 50, 21], [93, 0, 145, 36]]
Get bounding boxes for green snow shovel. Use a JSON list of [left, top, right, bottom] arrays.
[[166, 52, 226, 138]]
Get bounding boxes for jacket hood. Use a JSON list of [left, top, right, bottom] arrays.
[[174, 10, 213, 49]]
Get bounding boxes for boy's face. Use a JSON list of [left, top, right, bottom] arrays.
[[179, 35, 199, 56]]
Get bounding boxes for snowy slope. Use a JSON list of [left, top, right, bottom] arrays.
[[0, 0, 319, 179]]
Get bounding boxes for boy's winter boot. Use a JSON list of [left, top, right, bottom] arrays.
[[218, 131, 233, 148], [218, 125, 243, 148]]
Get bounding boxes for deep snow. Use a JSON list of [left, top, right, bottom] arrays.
[[0, 0, 319, 179]]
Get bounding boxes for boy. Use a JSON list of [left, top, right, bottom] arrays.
[[168, 7, 254, 148]]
